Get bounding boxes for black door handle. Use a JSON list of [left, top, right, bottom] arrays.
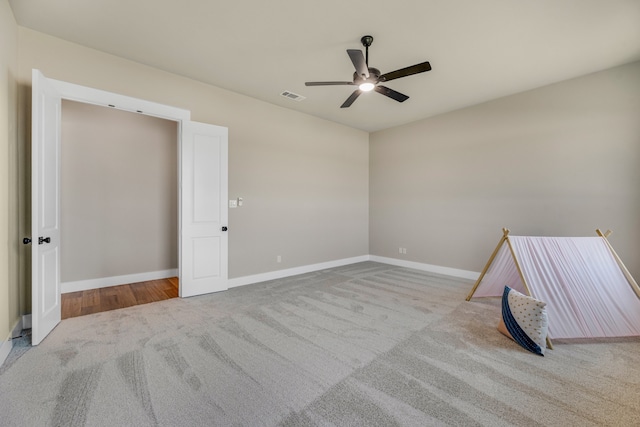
[[38, 237, 51, 245], [221, 226, 228, 232], [23, 238, 32, 245]]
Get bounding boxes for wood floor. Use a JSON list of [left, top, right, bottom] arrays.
[[61, 277, 179, 319]]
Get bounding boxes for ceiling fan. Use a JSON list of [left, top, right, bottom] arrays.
[[305, 35, 432, 108]]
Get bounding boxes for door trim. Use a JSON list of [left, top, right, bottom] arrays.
[[46, 78, 191, 122]]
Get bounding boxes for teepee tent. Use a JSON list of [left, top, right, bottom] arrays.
[[467, 229, 640, 340]]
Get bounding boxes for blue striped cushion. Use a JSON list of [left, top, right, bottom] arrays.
[[500, 286, 549, 356]]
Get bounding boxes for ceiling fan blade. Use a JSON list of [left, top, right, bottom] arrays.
[[305, 81, 354, 86], [375, 85, 409, 103], [380, 61, 431, 82], [347, 49, 369, 78], [340, 90, 362, 108]]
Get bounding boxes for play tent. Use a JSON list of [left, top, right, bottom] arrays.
[[467, 229, 640, 341]]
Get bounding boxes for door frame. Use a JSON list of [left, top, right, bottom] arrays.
[[33, 72, 226, 309]]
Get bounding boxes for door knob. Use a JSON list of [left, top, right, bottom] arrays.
[[221, 226, 228, 232], [38, 237, 51, 244], [23, 237, 32, 245]]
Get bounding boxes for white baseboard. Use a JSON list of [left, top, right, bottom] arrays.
[[22, 315, 32, 330], [369, 255, 480, 281], [227, 255, 371, 289], [61, 269, 178, 294], [58, 258, 477, 296], [226, 255, 479, 289]]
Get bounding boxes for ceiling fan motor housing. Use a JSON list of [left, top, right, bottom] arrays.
[[353, 67, 381, 86]]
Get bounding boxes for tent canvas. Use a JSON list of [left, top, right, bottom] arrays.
[[467, 229, 640, 340]]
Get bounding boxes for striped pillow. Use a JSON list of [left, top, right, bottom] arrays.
[[497, 286, 549, 356]]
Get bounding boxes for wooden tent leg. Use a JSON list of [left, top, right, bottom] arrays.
[[596, 229, 640, 298], [546, 336, 553, 350], [466, 228, 510, 301], [505, 235, 535, 298]]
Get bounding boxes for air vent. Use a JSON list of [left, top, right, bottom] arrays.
[[280, 91, 306, 102]]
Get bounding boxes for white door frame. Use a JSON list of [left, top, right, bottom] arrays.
[[48, 79, 192, 123], [32, 71, 227, 342]]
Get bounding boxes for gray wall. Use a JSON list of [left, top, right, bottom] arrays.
[[60, 100, 178, 282], [17, 27, 370, 296], [370, 61, 640, 278]]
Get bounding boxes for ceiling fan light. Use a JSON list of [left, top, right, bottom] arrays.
[[359, 82, 375, 92]]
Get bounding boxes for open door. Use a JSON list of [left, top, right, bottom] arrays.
[[180, 121, 229, 297], [31, 69, 62, 345]]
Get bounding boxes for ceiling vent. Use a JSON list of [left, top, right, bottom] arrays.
[[280, 91, 306, 102]]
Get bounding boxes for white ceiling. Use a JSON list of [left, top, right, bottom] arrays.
[[9, 0, 640, 132]]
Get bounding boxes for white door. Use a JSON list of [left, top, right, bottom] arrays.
[[31, 69, 62, 345], [180, 121, 229, 297]]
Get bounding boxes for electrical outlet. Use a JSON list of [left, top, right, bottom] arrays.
[[402, 248, 407, 254], [229, 200, 237, 208], [277, 255, 282, 263]]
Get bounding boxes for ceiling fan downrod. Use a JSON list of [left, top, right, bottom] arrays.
[[361, 35, 373, 66]]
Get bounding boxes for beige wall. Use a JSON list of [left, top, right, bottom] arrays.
[[370, 61, 640, 278], [61, 100, 178, 282], [17, 28, 370, 292], [1, 0, 19, 340]]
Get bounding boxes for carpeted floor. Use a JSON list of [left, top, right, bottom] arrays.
[[1, 262, 639, 426]]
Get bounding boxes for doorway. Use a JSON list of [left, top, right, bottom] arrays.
[[31, 70, 229, 344], [59, 100, 179, 317]]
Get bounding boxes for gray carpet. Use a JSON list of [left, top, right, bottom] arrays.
[[1, 262, 639, 426]]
